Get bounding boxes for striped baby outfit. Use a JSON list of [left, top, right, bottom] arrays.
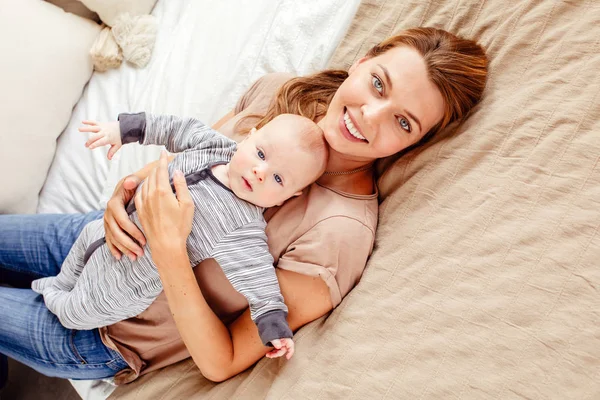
[[32, 113, 292, 345]]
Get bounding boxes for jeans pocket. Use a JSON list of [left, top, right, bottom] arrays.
[[69, 330, 88, 365], [70, 328, 128, 373], [105, 355, 129, 372]]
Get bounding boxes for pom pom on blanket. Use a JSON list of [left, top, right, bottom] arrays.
[[112, 13, 157, 68], [90, 26, 123, 72]]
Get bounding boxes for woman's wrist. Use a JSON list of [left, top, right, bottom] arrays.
[[150, 241, 188, 269]]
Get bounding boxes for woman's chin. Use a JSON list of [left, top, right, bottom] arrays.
[[327, 142, 375, 163]]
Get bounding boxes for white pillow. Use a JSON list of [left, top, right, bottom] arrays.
[[0, 0, 101, 214], [80, 0, 157, 26]]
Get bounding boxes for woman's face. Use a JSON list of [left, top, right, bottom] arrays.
[[320, 46, 445, 162]]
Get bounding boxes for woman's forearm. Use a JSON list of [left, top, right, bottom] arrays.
[[152, 246, 235, 380]]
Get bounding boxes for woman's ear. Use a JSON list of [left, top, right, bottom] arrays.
[[249, 127, 257, 135], [348, 56, 369, 74]]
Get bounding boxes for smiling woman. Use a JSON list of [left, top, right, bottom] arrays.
[[323, 46, 446, 162], [0, 27, 487, 387]]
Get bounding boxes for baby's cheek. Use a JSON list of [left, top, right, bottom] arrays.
[[265, 187, 285, 204]]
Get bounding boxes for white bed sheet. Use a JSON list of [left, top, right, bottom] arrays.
[[37, 0, 360, 398], [38, 0, 360, 214]]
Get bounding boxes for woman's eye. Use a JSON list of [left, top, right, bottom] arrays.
[[274, 174, 283, 185], [372, 75, 383, 94], [257, 149, 265, 160], [398, 117, 411, 133]]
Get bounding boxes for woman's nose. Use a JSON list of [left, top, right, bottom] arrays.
[[252, 165, 265, 182], [361, 101, 388, 126]]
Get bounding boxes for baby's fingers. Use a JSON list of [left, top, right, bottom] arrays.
[[265, 347, 287, 359], [79, 125, 101, 133], [285, 340, 295, 360], [107, 145, 121, 160], [88, 136, 110, 150], [266, 338, 294, 359], [84, 132, 105, 147]]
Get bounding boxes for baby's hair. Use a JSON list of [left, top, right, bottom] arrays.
[[268, 114, 328, 176]]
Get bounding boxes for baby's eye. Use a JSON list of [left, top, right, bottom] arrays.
[[372, 75, 383, 94], [257, 149, 265, 160], [398, 117, 411, 133], [274, 174, 283, 185]]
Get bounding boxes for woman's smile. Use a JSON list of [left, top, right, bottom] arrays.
[[339, 108, 369, 143]]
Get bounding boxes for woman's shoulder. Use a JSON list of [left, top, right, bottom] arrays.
[[268, 183, 378, 307], [265, 181, 378, 245], [233, 72, 296, 114], [306, 182, 378, 235]]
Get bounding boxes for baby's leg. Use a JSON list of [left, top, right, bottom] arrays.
[[41, 235, 164, 330], [31, 219, 102, 294]]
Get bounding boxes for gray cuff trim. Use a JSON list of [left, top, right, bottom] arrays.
[[255, 310, 293, 346], [118, 112, 146, 144]]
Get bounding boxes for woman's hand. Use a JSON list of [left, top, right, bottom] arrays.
[[104, 174, 146, 261], [134, 151, 194, 259]]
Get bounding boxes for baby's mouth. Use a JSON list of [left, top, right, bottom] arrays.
[[242, 177, 253, 191]]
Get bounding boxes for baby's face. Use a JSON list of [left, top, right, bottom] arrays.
[[228, 122, 323, 208]]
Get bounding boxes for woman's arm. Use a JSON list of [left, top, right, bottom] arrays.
[[156, 255, 331, 382], [135, 151, 333, 382]]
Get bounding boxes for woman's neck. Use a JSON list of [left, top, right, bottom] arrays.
[[316, 150, 376, 195]]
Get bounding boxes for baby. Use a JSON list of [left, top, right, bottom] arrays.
[[32, 112, 328, 358]]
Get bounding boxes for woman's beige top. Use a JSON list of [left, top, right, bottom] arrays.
[[99, 73, 379, 385]]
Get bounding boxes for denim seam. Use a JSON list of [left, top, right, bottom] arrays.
[[105, 357, 128, 372], [69, 331, 127, 371], [69, 330, 87, 365], [8, 349, 124, 369]]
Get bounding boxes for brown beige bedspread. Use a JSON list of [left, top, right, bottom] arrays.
[[111, 0, 600, 398]]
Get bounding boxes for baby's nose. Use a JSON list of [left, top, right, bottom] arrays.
[[253, 166, 265, 182]]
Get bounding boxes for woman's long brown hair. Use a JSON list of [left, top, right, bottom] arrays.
[[240, 27, 488, 153]]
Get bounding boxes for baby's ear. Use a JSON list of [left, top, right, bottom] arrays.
[[275, 191, 303, 207]]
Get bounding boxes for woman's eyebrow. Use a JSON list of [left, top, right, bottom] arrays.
[[405, 109, 422, 133], [378, 64, 392, 91], [379, 63, 423, 133]]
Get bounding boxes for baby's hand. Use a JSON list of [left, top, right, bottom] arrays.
[[266, 338, 295, 360], [79, 120, 122, 160]]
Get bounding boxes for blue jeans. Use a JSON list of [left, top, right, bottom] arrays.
[[0, 212, 129, 380]]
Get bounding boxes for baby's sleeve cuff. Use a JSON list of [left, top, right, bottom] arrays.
[[255, 310, 293, 346], [118, 112, 146, 144]]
